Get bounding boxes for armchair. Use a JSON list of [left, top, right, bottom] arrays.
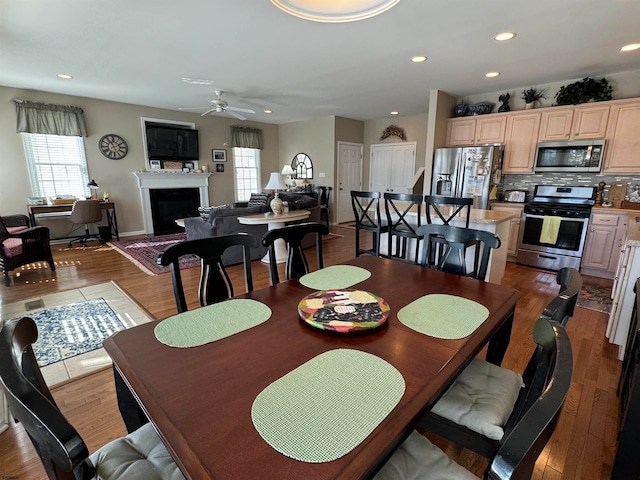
[[0, 215, 56, 286]]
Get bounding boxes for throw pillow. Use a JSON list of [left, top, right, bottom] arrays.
[[247, 193, 270, 207], [198, 205, 230, 219]]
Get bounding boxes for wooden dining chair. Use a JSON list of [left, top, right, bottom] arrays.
[[424, 195, 472, 227], [315, 186, 332, 226], [351, 190, 389, 257], [414, 317, 573, 464], [383, 192, 424, 263], [157, 233, 259, 313], [415, 224, 500, 280], [0, 317, 186, 480], [542, 267, 582, 326], [261, 222, 329, 285]]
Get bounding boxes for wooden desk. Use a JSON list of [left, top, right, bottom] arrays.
[[27, 201, 120, 240], [104, 256, 520, 479]]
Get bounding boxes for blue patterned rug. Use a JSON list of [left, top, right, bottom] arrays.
[[10, 298, 126, 367]]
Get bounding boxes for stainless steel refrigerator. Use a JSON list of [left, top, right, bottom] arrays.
[[431, 145, 504, 209]]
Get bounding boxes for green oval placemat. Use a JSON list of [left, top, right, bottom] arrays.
[[154, 299, 271, 348], [251, 349, 405, 463], [299, 265, 371, 290], [397, 294, 489, 339]]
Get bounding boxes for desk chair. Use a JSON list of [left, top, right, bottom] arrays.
[[0, 215, 55, 286], [0, 317, 185, 480], [68, 200, 103, 247], [542, 267, 582, 326], [377, 318, 572, 479], [383, 192, 423, 263], [351, 190, 389, 257], [262, 222, 329, 285], [316, 186, 332, 226], [158, 233, 258, 313]]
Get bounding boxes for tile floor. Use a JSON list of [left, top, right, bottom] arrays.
[[0, 281, 154, 386]]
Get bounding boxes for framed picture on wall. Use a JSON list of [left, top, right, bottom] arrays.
[[216, 164, 225, 172], [213, 149, 227, 162]]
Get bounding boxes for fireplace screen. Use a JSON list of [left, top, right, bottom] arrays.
[[149, 188, 200, 235]]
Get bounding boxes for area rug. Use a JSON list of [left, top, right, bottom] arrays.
[[576, 284, 613, 314], [9, 298, 126, 367], [109, 233, 199, 275]]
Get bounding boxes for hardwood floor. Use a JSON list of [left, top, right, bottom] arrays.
[[0, 227, 620, 479]]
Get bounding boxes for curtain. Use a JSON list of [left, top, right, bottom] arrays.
[[12, 100, 88, 137], [230, 126, 263, 149]]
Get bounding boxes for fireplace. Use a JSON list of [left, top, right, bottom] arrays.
[[150, 188, 200, 235], [133, 172, 212, 235]]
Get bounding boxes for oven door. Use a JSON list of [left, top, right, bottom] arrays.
[[518, 213, 589, 257]]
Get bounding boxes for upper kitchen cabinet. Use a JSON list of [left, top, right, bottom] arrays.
[[502, 112, 541, 174], [446, 115, 507, 146], [538, 104, 609, 141], [603, 100, 640, 173]]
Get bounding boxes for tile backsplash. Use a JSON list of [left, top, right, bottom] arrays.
[[500, 173, 640, 201]]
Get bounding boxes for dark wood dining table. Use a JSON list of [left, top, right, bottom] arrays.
[[103, 256, 521, 480]]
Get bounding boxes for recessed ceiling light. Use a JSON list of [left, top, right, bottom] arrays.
[[56, 73, 73, 79], [271, 0, 400, 23], [411, 55, 427, 63], [264, 110, 272, 114], [390, 111, 399, 115], [494, 32, 516, 41], [181, 77, 215, 85], [485, 72, 500, 78], [620, 43, 640, 52]]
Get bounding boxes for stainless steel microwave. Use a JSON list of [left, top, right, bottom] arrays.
[[534, 139, 605, 173]]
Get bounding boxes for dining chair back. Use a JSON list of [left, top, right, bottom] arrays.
[[350, 190, 389, 257], [158, 233, 258, 313], [0, 215, 55, 286], [383, 192, 424, 263], [262, 222, 329, 285], [0, 317, 185, 480], [424, 195, 472, 227], [316, 186, 332, 226], [68, 200, 103, 247], [415, 224, 500, 280], [377, 319, 573, 480], [542, 267, 582, 326]]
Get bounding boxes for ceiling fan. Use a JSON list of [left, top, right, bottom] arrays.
[[179, 90, 255, 120]]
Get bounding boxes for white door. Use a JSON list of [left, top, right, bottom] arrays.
[[370, 146, 392, 193], [337, 142, 363, 224], [370, 142, 417, 194]]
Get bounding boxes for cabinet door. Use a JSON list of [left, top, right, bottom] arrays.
[[389, 144, 416, 194], [503, 113, 541, 174], [604, 101, 640, 173], [491, 205, 523, 256], [582, 224, 618, 270], [573, 105, 609, 139], [539, 108, 574, 141], [447, 118, 476, 146], [475, 115, 507, 144]]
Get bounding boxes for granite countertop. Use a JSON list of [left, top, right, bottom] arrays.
[[469, 208, 517, 224]]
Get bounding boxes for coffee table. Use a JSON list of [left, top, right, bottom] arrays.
[[238, 209, 310, 263]]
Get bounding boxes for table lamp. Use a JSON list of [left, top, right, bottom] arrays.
[[264, 172, 286, 214], [87, 179, 99, 200], [281, 165, 295, 190]]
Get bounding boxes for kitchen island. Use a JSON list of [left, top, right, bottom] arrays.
[[379, 208, 516, 285]]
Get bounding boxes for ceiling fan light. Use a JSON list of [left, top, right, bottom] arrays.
[[620, 43, 640, 52], [271, 0, 400, 23]]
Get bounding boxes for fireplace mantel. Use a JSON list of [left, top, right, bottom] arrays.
[[133, 172, 212, 235]]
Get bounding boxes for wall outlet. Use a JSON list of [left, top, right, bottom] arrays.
[[319, 172, 326, 178]]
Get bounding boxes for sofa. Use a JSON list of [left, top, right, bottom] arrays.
[[184, 192, 321, 266]]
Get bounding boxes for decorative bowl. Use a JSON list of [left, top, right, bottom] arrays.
[[467, 103, 494, 115]]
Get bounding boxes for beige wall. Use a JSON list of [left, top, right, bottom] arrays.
[[0, 85, 278, 236]]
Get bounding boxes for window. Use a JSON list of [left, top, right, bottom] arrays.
[[291, 153, 313, 179], [22, 133, 90, 198], [233, 147, 261, 202]]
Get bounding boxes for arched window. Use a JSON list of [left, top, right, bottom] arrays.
[[291, 153, 313, 179]]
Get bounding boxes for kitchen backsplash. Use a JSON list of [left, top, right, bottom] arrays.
[[500, 173, 640, 201]]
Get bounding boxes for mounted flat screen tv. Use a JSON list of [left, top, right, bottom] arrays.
[[146, 124, 199, 160]]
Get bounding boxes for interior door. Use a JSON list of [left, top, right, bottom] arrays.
[[337, 142, 363, 224]]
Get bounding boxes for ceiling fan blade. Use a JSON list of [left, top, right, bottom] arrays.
[[200, 108, 217, 116], [179, 107, 208, 111], [228, 110, 247, 121], [228, 106, 255, 114]]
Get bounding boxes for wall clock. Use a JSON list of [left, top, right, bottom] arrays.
[[99, 134, 128, 160]]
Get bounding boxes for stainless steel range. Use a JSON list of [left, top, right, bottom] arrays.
[[517, 185, 597, 271]]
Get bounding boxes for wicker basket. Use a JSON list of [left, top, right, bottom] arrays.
[[49, 198, 76, 205]]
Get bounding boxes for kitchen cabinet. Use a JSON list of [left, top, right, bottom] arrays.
[[369, 142, 416, 194], [491, 203, 524, 260], [502, 112, 541, 174], [446, 115, 506, 146], [538, 105, 609, 141], [581, 211, 627, 278], [603, 100, 640, 173]]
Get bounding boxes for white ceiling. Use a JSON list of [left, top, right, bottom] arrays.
[[1, 0, 639, 125]]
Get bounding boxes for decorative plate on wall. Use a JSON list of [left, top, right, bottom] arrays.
[[99, 134, 128, 160]]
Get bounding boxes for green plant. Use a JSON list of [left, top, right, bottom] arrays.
[[555, 77, 613, 105], [521, 87, 547, 103]]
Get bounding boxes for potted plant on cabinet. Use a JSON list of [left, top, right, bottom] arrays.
[[555, 77, 613, 105], [521, 87, 547, 109]]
